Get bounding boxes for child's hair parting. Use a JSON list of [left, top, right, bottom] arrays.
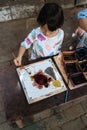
[[37, 3, 64, 31]]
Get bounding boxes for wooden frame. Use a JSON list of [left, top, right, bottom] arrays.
[[16, 58, 67, 104]]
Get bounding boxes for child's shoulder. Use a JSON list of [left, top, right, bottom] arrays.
[[32, 27, 41, 33], [58, 28, 64, 35], [28, 27, 41, 37], [59, 28, 64, 32]]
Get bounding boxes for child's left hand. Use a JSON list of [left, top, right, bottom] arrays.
[[75, 27, 86, 37]]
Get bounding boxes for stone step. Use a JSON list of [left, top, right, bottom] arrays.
[[0, 0, 87, 22], [0, 0, 44, 22]]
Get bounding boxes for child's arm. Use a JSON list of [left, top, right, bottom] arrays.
[[14, 46, 26, 66], [75, 27, 86, 37], [14, 29, 36, 66]]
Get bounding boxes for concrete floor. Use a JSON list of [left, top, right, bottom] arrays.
[[0, 94, 87, 130], [0, 6, 87, 130]]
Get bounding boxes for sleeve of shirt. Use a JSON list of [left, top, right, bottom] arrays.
[[58, 29, 64, 46], [56, 29, 64, 52], [60, 30, 64, 43], [21, 29, 36, 49], [79, 32, 87, 47]]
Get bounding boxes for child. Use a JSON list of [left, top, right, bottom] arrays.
[[77, 8, 87, 32], [75, 8, 87, 48], [14, 3, 64, 66]]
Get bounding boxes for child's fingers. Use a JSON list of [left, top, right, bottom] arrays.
[[14, 58, 21, 66]]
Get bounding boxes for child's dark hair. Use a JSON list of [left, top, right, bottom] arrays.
[[37, 3, 64, 31]]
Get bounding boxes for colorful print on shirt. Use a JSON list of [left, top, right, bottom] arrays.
[[21, 27, 64, 59]]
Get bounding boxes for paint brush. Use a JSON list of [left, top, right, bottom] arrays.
[[12, 52, 30, 74], [12, 52, 16, 59], [12, 52, 21, 67]]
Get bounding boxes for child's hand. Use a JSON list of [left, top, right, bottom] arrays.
[[14, 57, 22, 66], [75, 27, 86, 37]]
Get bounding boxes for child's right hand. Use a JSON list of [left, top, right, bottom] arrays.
[[14, 57, 22, 66]]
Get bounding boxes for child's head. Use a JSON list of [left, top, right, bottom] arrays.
[[37, 3, 64, 31], [77, 8, 87, 32]]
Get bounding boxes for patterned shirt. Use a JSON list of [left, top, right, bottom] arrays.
[[77, 32, 87, 48], [21, 27, 64, 59]]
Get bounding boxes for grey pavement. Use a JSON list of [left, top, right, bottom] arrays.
[[0, 95, 87, 130]]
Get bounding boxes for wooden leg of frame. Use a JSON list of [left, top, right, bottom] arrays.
[[15, 119, 24, 128]]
